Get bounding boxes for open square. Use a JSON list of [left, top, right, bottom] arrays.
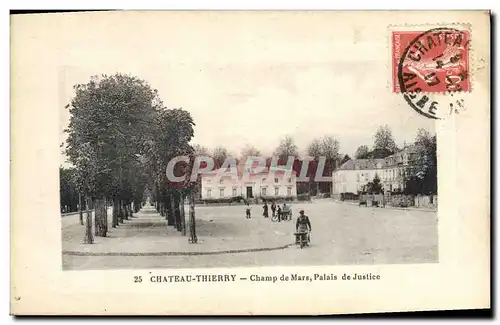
[[62, 200, 437, 270]]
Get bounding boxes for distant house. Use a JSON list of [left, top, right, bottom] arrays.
[[332, 146, 417, 197], [201, 165, 297, 201]]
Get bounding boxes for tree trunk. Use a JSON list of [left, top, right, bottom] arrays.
[[159, 201, 164, 217], [129, 203, 134, 218], [123, 201, 129, 220], [104, 197, 108, 234], [188, 191, 197, 243], [112, 199, 119, 227], [166, 196, 175, 226], [118, 200, 124, 223], [180, 195, 186, 236], [94, 196, 107, 237], [83, 196, 93, 244], [175, 194, 182, 231], [170, 194, 179, 230], [78, 193, 84, 225]]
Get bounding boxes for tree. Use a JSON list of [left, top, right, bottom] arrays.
[[147, 108, 195, 230], [370, 148, 394, 159], [240, 144, 261, 160], [366, 174, 383, 194], [192, 144, 209, 156], [355, 145, 370, 159], [304, 135, 339, 194], [373, 125, 397, 153], [212, 146, 229, 169], [59, 167, 79, 214], [413, 129, 437, 194], [307, 139, 322, 158], [306, 139, 323, 195], [65, 73, 161, 240], [274, 135, 298, 162], [320, 135, 340, 193]]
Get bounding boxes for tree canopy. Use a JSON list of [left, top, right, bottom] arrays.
[[64, 73, 196, 238], [355, 145, 370, 159], [373, 125, 397, 153], [274, 135, 299, 162]]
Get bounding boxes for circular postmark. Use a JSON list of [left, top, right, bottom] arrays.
[[397, 27, 470, 119]]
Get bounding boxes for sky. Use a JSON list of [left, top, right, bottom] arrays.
[[57, 11, 435, 166]]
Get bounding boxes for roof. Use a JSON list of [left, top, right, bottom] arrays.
[[338, 159, 385, 171], [338, 146, 418, 171]]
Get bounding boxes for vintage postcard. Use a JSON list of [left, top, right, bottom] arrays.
[[11, 11, 490, 315]]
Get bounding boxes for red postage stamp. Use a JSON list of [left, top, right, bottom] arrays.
[[392, 28, 470, 93]]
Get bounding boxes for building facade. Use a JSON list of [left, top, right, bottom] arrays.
[[201, 167, 298, 200], [332, 146, 417, 196]]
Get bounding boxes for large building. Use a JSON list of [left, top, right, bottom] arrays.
[[332, 146, 417, 196], [201, 166, 298, 200]]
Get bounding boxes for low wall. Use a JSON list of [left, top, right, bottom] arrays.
[[413, 194, 438, 208], [334, 193, 438, 209]]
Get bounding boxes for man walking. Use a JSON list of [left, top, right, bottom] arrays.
[[263, 202, 269, 218]]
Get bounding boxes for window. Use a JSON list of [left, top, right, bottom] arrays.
[[207, 189, 212, 198], [219, 178, 224, 184], [220, 188, 224, 197], [232, 188, 237, 197], [287, 187, 292, 196], [262, 187, 267, 196], [275, 187, 279, 196], [274, 178, 279, 184], [288, 177, 292, 183]]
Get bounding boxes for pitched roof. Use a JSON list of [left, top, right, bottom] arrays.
[[338, 159, 385, 170], [338, 145, 419, 171]]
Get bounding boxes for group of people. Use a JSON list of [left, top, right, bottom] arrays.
[[244, 200, 312, 246], [261, 202, 292, 221], [245, 201, 290, 220]]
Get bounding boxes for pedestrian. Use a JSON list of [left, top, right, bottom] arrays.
[[245, 202, 251, 219], [283, 203, 289, 220], [296, 210, 312, 245], [277, 205, 282, 222], [263, 202, 269, 218], [271, 201, 276, 217]]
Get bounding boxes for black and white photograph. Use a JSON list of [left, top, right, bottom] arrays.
[[59, 69, 438, 270]]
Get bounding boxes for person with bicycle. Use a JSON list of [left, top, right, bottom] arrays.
[[295, 210, 311, 245], [282, 203, 291, 220]]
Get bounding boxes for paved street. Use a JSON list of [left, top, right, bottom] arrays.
[[62, 200, 438, 270]]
